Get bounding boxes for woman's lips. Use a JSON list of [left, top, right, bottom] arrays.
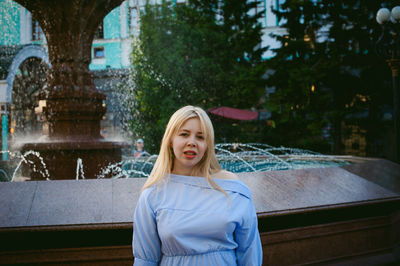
[[184, 150, 196, 159]]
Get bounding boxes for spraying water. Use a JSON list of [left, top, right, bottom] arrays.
[[76, 158, 85, 180], [0, 143, 350, 181], [97, 143, 350, 179], [0, 150, 50, 181]]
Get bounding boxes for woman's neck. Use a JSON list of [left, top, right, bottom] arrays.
[[171, 167, 204, 177], [171, 169, 192, 176]]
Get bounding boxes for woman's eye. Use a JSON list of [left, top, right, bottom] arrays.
[[197, 135, 204, 139], [180, 133, 188, 136]]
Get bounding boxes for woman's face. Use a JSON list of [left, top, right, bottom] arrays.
[[171, 117, 207, 176]]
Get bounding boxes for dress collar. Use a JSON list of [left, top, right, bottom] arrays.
[[167, 174, 252, 199]]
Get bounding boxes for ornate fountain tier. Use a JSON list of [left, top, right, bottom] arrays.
[[42, 90, 106, 139], [13, 0, 126, 179], [21, 139, 124, 180]]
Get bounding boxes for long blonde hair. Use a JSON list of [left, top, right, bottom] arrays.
[[142, 106, 225, 194]]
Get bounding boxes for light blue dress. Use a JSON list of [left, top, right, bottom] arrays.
[[132, 174, 262, 266]]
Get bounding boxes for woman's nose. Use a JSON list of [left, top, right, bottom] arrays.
[[187, 138, 196, 147]]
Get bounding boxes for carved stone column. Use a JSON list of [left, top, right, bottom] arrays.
[[14, 0, 126, 180]]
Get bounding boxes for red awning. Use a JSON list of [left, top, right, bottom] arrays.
[[208, 106, 258, 121]]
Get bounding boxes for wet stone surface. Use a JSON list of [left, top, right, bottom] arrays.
[[0, 159, 398, 228], [0, 178, 145, 228]]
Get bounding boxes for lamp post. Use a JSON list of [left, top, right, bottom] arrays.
[[0, 103, 8, 161], [376, 6, 400, 163]]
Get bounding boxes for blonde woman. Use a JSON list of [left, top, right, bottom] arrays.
[[132, 106, 262, 265]]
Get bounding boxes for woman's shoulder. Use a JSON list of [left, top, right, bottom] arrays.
[[211, 170, 239, 180], [211, 170, 252, 199], [140, 184, 161, 199], [138, 184, 166, 207]]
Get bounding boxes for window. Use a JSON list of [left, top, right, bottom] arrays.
[[32, 18, 43, 41], [275, 0, 285, 27], [175, 0, 186, 6], [248, 0, 266, 28], [255, 0, 266, 28], [129, 6, 139, 33], [94, 47, 105, 58], [129, 0, 145, 35], [94, 21, 104, 39]]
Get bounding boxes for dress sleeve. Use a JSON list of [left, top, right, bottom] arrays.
[[234, 197, 263, 266], [132, 188, 161, 266]]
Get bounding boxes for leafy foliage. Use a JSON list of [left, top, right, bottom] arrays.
[[266, 0, 394, 154], [124, 0, 268, 152]]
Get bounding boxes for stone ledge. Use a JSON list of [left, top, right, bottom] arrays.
[[0, 158, 399, 265]]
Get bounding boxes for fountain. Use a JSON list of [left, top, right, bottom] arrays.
[[0, 149, 398, 265], [97, 143, 350, 179], [11, 0, 126, 180], [0, 143, 352, 181]]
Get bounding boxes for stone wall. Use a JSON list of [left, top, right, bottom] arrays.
[[0, 158, 399, 265]]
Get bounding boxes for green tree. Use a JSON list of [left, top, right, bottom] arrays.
[[266, 0, 394, 154], [125, 0, 268, 152]]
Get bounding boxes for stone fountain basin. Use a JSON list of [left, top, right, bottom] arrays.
[[15, 138, 128, 180], [0, 157, 399, 265]]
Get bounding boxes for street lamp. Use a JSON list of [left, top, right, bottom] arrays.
[[0, 103, 8, 161], [376, 6, 400, 163]]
